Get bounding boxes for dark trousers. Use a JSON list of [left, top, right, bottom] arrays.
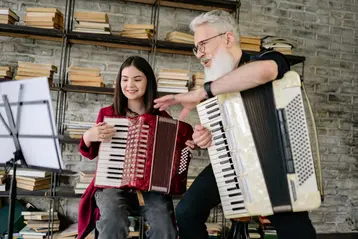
[[175, 164, 317, 239]]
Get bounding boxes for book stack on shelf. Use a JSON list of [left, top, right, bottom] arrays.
[[24, 8, 64, 30], [0, 8, 19, 24], [68, 65, 104, 87], [157, 69, 190, 93], [259, 216, 277, 239], [74, 171, 94, 194], [0, 65, 13, 80], [73, 11, 110, 34], [15, 61, 57, 86], [205, 223, 222, 239], [117, 24, 154, 39], [191, 72, 204, 91], [262, 36, 295, 55], [248, 220, 261, 238], [19, 211, 59, 238], [8, 169, 50, 191], [0, 171, 7, 192], [63, 121, 95, 139], [165, 31, 194, 44], [240, 36, 262, 52]]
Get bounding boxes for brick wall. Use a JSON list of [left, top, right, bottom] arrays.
[[1, 0, 358, 233]]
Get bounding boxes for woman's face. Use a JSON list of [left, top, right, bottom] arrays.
[[120, 65, 148, 101]]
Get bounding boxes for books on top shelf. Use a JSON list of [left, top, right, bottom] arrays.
[[157, 69, 190, 93], [68, 65, 104, 87], [0, 65, 13, 80], [191, 72, 204, 91], [117, 24, 154, 39], [73, 11, 111, 34], [262, 36, 295, 55], [165, 31, 194, 44], [240, 36, 262, 52], [7, 169, 50, 191], [63, 121, 95, 139], [0, 8, 19, 24], [205, 223, 222, 238], [15, 61, 57, 86], [24, 8, 64, 30]]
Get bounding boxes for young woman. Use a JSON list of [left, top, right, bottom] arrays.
[[77, 56, 194, 239]]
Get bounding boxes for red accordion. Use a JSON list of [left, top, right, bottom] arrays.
[[94, 113, 194, 195]]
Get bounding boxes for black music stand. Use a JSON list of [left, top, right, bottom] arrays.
[[0, 77, 64, 239]]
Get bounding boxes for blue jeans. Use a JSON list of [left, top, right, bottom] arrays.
[[95, 188, 177, 239], [175, 164, 317, 239]]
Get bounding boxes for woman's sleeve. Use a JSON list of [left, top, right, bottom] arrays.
[[78, 109, 104, 160]]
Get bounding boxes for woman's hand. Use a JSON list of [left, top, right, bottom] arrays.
[[83, 122, 116, 147], [192, 125, 212, 149], [185, 140, 195, 150]]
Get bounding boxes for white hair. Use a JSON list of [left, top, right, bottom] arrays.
[[189, 10, 240, 42]]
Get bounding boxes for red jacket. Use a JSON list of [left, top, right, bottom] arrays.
[[77, 105, 172, 239]]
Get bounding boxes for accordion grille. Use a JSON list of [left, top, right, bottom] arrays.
[[150, 118, 177, 192], [286, 94, 315, 186]]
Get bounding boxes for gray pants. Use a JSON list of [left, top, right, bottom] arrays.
[[94, 188, 177, 239]]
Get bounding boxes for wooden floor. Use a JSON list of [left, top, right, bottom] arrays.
[[317, 233, 358, 239]]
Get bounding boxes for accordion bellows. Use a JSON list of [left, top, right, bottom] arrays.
[[95, 114, 193, 195]]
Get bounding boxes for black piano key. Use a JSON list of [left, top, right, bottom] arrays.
[[227, 184, 241, 191], [111, 142, 126, 145], [107, 171, 122, 175], [109, 159, 124, 162], [110, 154, 124, 157], [219, 153, 230, 159], [112, 137, 127, 140], [212, 126, 224, 133], [222, 166, 233, 172], [208, 113, 220, 120], [215, 140, 227, 146], [220, 159, 231, 165], [225, 178, 238, 184], [205, 102, 217, 109], [207, 108, 219, 115], [111, 146, 126, 149], [108, 167, 122, 170], [223, 173, 235, 178], [213, 134, 225, 140], [232, 206, 246, 211], [217, 145, 229, 152], [107, 176, 122, 180], [116, 129, 128, 133], [210, 121, 222, 128], [228, 192, 241, 197]]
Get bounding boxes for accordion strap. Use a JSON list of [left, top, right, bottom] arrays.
[[136, 190, 145, 206]]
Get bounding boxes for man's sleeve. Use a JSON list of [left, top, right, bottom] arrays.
[[256, 50, 290, 80]]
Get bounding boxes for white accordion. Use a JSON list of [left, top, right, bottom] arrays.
[[196, 71, 322, 219]]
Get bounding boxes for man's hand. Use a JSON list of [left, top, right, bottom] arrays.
[[154, 88, 207, 120], [192, 125, 212, 149]]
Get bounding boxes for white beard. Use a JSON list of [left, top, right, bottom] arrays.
[[204, 47, 236, 83]]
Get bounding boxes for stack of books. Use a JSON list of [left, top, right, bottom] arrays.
[[119, 24, 154, 39], [165, 31, 194, 44], [240, 36, 262, 52], [74, 171, 95, 194], [0, 65, 13, 80], [0, 8, 19, 24], [191, 72, 204, 91], [0, 171, 6, 192], [73, 11, 110, 34], [24, 8, 64, 30], [15, 61, 57, 85], [157, 69, 190, 93], [259, 216, 277, 239], [262, 36, 295, 55], [8, 169, 50, 191], [205, 223, 222, 239], [248, 220, 261, 238], [20, 211, 59, 238], [63, 121, 95, 139], [68, 65, 104, 87]]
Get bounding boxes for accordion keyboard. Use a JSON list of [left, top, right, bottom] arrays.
[[197, 97, 248, 218], [95, 118, 129, 187]]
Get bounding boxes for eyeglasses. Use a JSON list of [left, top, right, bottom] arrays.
[[192, 32, 226, 56]]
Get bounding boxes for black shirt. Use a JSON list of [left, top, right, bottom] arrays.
[[237, 50, 290, 80]]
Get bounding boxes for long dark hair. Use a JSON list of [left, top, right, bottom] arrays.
[[113, 56, 159, 116]]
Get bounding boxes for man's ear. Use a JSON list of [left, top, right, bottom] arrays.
[[225, 32, 236, 48]]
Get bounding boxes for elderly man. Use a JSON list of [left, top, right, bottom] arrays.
[[154, 10, 317, 239]]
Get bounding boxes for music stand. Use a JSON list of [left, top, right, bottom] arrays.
[[0, 77, 64, 239]]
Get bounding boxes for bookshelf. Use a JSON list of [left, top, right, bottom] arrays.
[[0, 0, 306, 238]]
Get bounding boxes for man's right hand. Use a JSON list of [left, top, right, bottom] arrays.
[[192, 125, 212, 149]]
